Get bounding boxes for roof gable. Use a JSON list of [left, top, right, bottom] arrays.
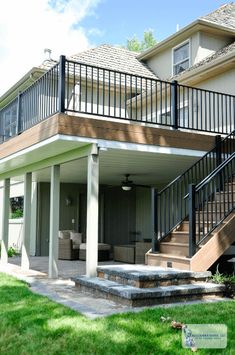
[[139, 3, 235, 61], [70, 44, 158, 79]]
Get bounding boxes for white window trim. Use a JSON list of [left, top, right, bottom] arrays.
[[172, 39, 191, 76]]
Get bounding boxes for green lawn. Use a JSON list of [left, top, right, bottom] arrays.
[[0, 273, 234, 355]]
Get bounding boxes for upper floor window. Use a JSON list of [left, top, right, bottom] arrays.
[[173, 41, 190, 75]]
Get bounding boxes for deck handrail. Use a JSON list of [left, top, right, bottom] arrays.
[[0, 55, 235, 144], [154, 130, 235, 250], [188, 153, 235, 256]]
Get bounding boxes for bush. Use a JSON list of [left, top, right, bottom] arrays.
[[211, 268, 235, 298], [0, 244, 18, 257], [7, 247, 17, 257]]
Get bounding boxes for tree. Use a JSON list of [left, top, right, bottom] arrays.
[[125, 29, 157, 52]]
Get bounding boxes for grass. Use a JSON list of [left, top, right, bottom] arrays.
[[0, 273, 234, 355]]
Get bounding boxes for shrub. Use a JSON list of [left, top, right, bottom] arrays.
[[0, 244, 18, 257], [211, 267, 235, 298]]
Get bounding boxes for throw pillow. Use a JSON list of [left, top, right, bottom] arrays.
[[58, 230, 71, 239], [70, 232, 82, 245]]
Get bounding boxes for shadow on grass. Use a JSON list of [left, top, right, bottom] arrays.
[[0, 273, 234, 355]]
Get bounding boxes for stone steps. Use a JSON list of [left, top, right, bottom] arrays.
[[73, 265, 224, 307], [73, 275, 225, 307], [96, 265, 211, 288]]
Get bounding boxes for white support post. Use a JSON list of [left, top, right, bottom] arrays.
[[86, 153, 99, 277], [48, 165, 60, 278], [21, 172, 32, 270], [0, 178, 10, 265], [30, 182, 37, 256]]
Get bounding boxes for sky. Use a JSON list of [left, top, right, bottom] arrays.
[[0, 0, 228, 96]]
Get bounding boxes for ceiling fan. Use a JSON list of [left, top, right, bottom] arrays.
[[121, 174, 150, 191]]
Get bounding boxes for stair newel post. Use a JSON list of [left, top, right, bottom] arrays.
[[171, 80, 178, 130], [151, 188, 159, 253], [58, 55, 66, 113], [188, 184, 196, 258]]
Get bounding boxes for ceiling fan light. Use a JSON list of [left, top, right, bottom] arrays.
[[122, 185, 132, 191]]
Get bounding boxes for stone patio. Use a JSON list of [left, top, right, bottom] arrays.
[[0, 256, 229, 319]]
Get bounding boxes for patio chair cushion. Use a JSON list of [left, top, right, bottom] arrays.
[[70, 232, 82, 245], [59, 230, 71, 239], [80, 243, 111, 251], [72, 244, 80, 250]]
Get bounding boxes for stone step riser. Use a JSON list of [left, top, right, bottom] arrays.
[[76, 283, 224, 307], [97, 272, 209, 288], [74, 277, 225, 307]]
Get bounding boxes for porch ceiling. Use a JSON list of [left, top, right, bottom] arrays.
[[0, 133, 206, 187], [30, 148, 199, 186]]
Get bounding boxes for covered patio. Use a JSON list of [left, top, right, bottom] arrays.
[[0, 116, 214, 279], [8, 255, 120, 279]]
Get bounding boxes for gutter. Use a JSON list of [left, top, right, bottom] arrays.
[[174, 48, 235, 85], [0, 67, 46, 109], [138, 19, 235, 60]]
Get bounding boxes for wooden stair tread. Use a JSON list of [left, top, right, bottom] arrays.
[[151, 253, 190, 261], [160, 242, 188, 246], [172, 231, 189, 235]]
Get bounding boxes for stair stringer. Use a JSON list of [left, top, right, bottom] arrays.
[[190, 212, 235, 272]]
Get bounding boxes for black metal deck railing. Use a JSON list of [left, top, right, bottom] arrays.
[[153, 130, 235, 251], [0, 63, 59, 142], [1, 55, 235, 143], [188, 153, 235, 257]]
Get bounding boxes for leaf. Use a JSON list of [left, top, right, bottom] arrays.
[[171, 320, 184, 329]]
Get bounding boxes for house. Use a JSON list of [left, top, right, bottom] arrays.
[[0, 3, 234, 279]]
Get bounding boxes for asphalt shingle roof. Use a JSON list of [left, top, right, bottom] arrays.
[[200, 2, 235, 30], [70, 44, 158, 79], [38, 4, 235, 82]]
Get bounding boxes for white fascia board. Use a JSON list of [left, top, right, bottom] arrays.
[[57, 134, 206, 157], [139, 20, 235, 60]]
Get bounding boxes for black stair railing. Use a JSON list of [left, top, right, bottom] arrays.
[[154, 130, 235, 251], [188, 152, 235, 257]]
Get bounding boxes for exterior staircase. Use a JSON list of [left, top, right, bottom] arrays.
[[147, 131, 235, 271], [73, 265, 225, 307], [146, 212, 235, 271]]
